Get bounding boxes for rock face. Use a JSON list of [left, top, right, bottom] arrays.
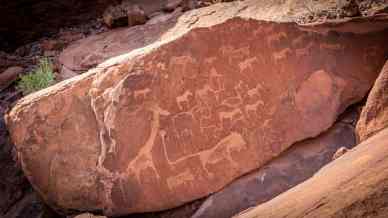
[[5, 0, 388, 216], [0, 0, 113, 52], [356, 60, 388, 142], [192, 110, 357, 218], [332, 146, 349, 160], [59, 9, 182, 73], [235, 127, 388, 218]]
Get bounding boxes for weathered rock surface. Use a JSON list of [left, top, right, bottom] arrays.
[[73, 213, 107, 218], [235, 126, 388, 218], [356, 60, 388, 142], [192, 110, 357, 218], [5, 0, 388, 216], [59, 9, 182, 73]]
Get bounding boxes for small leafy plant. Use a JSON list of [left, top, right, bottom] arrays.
[[18, 57, 55, 95]]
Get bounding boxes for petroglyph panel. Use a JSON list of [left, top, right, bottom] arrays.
[[6, 11, 388, 217], [92, 19, 387, 215]]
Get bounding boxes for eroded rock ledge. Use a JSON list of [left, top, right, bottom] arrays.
[[5, 0, 388, 216]]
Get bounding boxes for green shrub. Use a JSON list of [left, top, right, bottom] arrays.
[[18, 57, 55, 95]]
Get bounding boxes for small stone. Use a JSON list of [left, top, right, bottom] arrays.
[[41, 39, 63, 51], [332, 147, 350, 160], [337, 0, 361, 17], [164, 0, 183, 12], [103, 4, 127, 28], [127, 5, 148, 27], [73, 213, 107, 218]]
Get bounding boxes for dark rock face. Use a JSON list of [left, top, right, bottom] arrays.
[[0, 0, 114, 52], [3, 191, 57, 218], [0, 133, 26, 216], [0, 86, 57, 218], [0, 89, 26, 215]]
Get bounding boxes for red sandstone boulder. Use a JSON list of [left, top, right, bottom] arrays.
[[356, 60, 388, 142], [5, 1, 388, 216], [235, 126, 388, 218]]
